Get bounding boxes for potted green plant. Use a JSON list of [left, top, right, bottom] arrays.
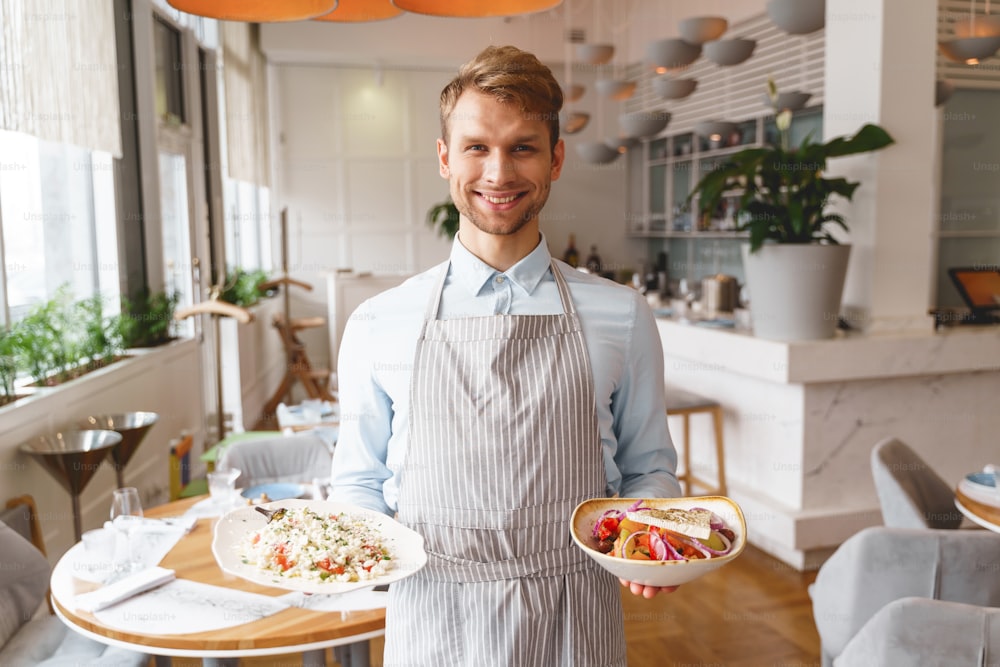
[[427, 197, 460, 240], [688, 83, 895, 340]]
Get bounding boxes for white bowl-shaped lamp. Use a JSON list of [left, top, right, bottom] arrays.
[[646, 38, 701, 73], [766, 0, 825, 35], [704, 38, 757, 66], [562, 83, 585, 103], [652, 77, 698, 100], [606, 136, 641, 154], [939, 35, 1000, 64], [576, 141, 621, 164], [576, 43, 615, 65], [595, 79, 637, 101], [695, 120, 739, 141], [935, 80, 955, 107], [678, 16, 729, 44], [761, 90, 812, 111], [953, 14, 1000, 38], [560, 111, 590, 135], [619, 110, 671, 138]]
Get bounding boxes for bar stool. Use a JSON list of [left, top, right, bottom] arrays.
[[665, 387, 727, 496]]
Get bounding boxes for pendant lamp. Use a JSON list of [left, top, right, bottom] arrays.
[[576, 43, 615, 65], [939, 34, 1000, 64], [678, 16, 728, 44], [315, 0, 403, 21], [595, 79, 636, 101], [704, 38, 757, 66], [620, 111, 671, 139], [953, 0, 1000, 37], [563, 84, 586, 103], [560, 111, 590, 135], [392, 0, 561, 18], [647, 38, 701, 74], [576, 142, 620, 164], [652, 77, 698, 100], [766, 0, 825, 35], [167, 0, 337, 21], [606, 136, 640, 154]]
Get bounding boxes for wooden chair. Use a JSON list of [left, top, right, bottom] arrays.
[[665, 387, 727, 496]]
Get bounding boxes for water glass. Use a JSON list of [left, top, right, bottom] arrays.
[[110, 487, 143, 572], [208, 468, 241, 507]]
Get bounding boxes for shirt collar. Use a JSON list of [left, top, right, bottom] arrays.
[[448, 233, 554, 297]]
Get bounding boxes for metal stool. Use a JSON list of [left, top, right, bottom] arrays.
[[665, 388, 727, 496]]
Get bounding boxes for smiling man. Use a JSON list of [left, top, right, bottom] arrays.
[[330, 45, 681, 666]]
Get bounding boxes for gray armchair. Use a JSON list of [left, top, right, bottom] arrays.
[[870, 436, 963, 529], [810, 526, 1000, 666], [217, 430, 334, 494], [835, 597, 1000, 667], [0, 498, 150, 667]]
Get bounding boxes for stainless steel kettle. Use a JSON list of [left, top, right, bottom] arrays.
[[701, 274, 740, 314]]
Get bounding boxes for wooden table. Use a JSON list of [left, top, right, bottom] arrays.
[[955, 488, 1000, 533], [50, 496, 385, 666]]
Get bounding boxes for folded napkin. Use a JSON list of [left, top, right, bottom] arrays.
[[103, 516, 198, 534], [75, 567, 176, 612]]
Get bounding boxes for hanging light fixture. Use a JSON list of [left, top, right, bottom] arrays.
[[314, 0, 403, 21], [168, 0, 337, 21], [560, 0, 588, 135], [941, 0, 1000, 64], [703, 38, 757, 66], [606, 136, 640, 154], [678, 16, 728, 44], [561, 111, 590, 135], [595, 79, 637, 101], [393, 0, 561, 18], [563, 84, 586, 103], [619, 110, 671, 139], [953, 0, 1000, 37], [766, 0, 825, 35], [576, 142, 620, 164], [646, 38, 701, 73], [763, 90, 812, 112], [652, 77, 698, 100]]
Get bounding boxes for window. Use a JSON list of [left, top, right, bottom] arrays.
[[223, 178, 271, 272], [0, 130, 120, 325]]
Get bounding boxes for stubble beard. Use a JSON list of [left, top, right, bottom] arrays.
[[455, 182, 550, 236]]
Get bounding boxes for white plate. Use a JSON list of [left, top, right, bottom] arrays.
[[570, 496, 746, 588], [212, 498, 427, 594]]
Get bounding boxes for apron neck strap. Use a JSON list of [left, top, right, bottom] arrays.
[[424, 259, 577, 321]]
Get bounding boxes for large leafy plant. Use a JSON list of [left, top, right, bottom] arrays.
[[689, 84, 895, 253], [427, 198, 460, 239]]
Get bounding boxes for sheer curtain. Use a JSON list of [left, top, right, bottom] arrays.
[[221, 22, 270, 187], [0, 0, 122, 156]]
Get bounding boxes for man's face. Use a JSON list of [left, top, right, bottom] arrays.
[[438, 90, 564, 237]]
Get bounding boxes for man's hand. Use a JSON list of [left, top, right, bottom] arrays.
[[620, 578, 678, 599]]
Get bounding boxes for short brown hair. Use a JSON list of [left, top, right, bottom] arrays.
[[440, 45, 563, 151]]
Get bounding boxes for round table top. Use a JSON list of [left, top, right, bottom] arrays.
[[50, 495, 387, 658], [955, 488, 1000, 533]]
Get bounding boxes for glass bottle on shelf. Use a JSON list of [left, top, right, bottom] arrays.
[[585, 245, 602, 274], [563, 234, 580, 268]]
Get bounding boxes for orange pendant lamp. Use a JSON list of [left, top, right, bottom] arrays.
[[392, 0, 561, 18], [315, 0, 404, 21], [167, 0, 337, 22]]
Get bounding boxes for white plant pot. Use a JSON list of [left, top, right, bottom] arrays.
[[741, 243, 851, 341]]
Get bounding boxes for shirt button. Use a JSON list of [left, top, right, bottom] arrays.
[[495, 275, 505, 284]]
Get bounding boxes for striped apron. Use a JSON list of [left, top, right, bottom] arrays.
[[384, 261, 626, 667]]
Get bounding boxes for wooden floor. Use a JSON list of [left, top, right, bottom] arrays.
[[173, 544, 820, 667]]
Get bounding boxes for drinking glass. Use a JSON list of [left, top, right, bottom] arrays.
[[110, 487, 144, 573]]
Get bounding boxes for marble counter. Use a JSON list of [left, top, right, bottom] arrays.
[[657, 317, 1000, 569]]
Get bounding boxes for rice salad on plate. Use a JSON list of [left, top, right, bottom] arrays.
[[240, 506, 393, 582]]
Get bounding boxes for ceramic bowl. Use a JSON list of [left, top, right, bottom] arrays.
[[570, 496, 746, 587]]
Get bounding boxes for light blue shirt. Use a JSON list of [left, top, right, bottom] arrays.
[[330, 234, 681, 516]]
